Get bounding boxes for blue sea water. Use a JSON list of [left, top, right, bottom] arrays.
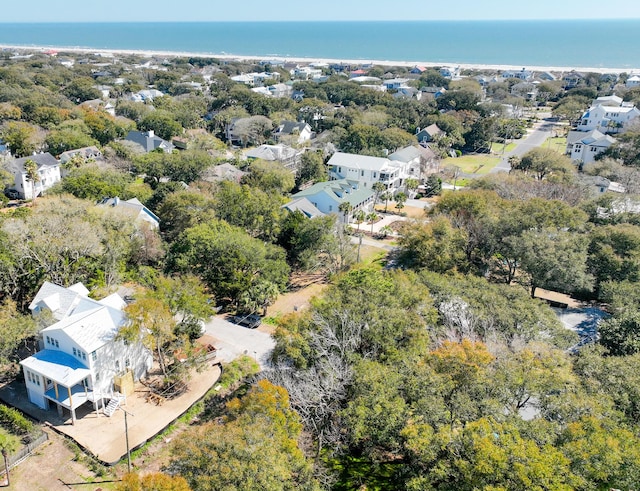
[[0, 20, 639, 69]]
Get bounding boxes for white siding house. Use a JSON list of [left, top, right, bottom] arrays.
[[327, 152, 412, 194], [566, 129, 616, 165], [20, 282, 152, 424], [6, 153, 61, 199], [579, 104, 640, 134]]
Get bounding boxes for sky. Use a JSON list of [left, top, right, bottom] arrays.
[[3, 0, 640, 23]]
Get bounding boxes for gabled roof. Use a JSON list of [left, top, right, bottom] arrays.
[[292, 179, 375, 208], [244, 144, 298, 161], [42, 304, 125, 353], [29, 282, 90, 320], [7, 153, 59, 175], [277, 121, 311, 135], [124, 131, 174, 153], [389, 145, 434, 163], [327, 152, 397, 172], [98, 196, 160, 227], [567, 129, 616, 147], [282, 197, 325, 219]]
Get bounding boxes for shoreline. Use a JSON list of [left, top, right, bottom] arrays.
[[1, 44, 637, 75]]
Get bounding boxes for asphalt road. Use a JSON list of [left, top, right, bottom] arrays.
[[203, 315, 275, 369], [491, 119, 560, 173]]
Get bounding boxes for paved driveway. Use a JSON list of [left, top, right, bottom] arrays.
[[204, 315, 275, 369]]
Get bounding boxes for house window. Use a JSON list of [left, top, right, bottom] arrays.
[[92, 351, 97, 362], [46, 336, 51, 345], [54, 339, 59, 348], [125, 358, 130, 368], [361, 170, 364, 176], [115, 360, 120, 372], [95, 372, 100, 382], [82, 352, 86, 361], [373, 172, 377, 178], [329, 205, 333, 211], [73, 347, 77, 357]]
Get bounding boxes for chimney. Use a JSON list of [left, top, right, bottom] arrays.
[[147, 130, 154, 138]]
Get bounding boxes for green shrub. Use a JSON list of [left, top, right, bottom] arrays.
[[218, 355, 260, 389], [0, 404, 34, 436]]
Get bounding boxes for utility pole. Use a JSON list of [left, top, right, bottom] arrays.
[[120, 408, 133, 473]]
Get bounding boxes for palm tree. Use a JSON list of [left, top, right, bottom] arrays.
[[0, 430, 19, 487], [354, 209, 366, 232], [338, 201, 353, 224], [405, 178, 419, 198], [394, 192, 407, 212], [372, 181, 386, 208], [23, 158, 40, 203], [366, 211, 378, 234], [381, 192, 392, 213]]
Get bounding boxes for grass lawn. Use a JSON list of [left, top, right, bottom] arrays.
[[543, 136, 567, 154], [442, 153, 501, 175], [490, 142, 518, 154]]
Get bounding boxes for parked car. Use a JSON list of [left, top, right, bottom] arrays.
[[231, 313, 261, 329]]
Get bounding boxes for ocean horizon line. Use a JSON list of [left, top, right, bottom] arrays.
[[1, 44, 635, 74], [2, 20, 639, 70], [0, 18, 638, 24]]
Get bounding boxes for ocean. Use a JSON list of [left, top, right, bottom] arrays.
[[0, 20, 639, 70]]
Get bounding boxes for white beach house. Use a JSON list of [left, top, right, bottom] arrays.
[[20, 282, 152, 424]]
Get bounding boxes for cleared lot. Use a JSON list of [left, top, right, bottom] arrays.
[[204, 315, 275, 369]]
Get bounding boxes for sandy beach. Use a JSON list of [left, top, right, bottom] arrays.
[[1, 44, 636, 75]]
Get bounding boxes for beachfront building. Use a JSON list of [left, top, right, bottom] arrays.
[[20, 282, 153, 424], [327, 152, 412, 194]]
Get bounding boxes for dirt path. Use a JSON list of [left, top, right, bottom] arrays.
[[10, 428, 114, 491]]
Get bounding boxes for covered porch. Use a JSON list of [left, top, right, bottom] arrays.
[[20, 349, 101, 425]]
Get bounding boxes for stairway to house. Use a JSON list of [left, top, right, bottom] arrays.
[[103, 393, 124, 417]]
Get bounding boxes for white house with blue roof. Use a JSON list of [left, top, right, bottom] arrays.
[[20, 282, 152, 424]]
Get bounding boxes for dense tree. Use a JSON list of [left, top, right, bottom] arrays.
[[0, 195, 144, 305], [139, 110, 183, 141], [166, 219, 289, 303], [506, 229, 592, 297], [1, 121, 37, 157], [241, 159, 295, 194], [295, 150, 327, 187], [0, 299, 37, 365], [156, 190, 216, 242], [54, 167, 134, 201], [45, 127, 98, 156], [213, 180, 285, 242], [168, 380, 319, 491], [63, 77, 101, 103], [397, 216, 468, 273], [116, 472, 191, 491], [511, 148, 574, 181]]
